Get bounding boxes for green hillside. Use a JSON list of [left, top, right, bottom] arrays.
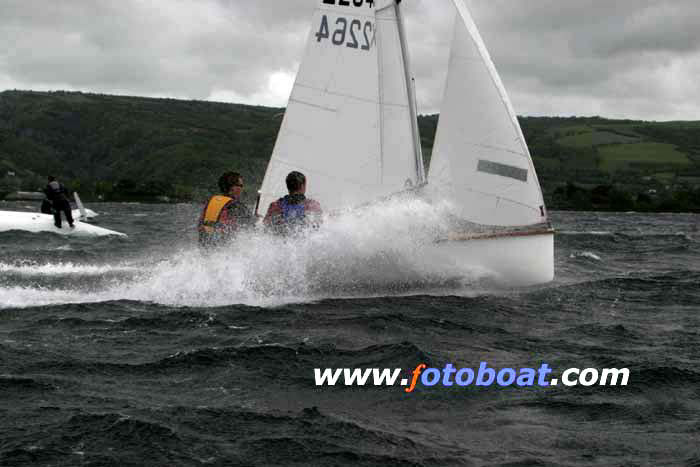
[[520, 117, 700, 210], [418, 114, 700, 211], [0, 90, 282, 203], [2, 90, 700, 211]]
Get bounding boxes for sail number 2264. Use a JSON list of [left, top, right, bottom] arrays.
[[322, 0, 374, 7], [316, 15, 373, 51]]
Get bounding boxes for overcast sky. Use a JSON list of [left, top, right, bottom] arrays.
[[1, 0, 699, 121]]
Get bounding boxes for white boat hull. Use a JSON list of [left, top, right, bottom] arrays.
[[426, 230, 554, 287], [0, 211, 125, 237]]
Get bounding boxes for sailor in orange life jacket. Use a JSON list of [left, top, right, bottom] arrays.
[[198, 172, 253, 247], [263, 171, 322, 235]]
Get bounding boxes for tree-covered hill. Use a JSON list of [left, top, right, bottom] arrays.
[[2, 90, 699, 211], [0, 90, 282, 202]]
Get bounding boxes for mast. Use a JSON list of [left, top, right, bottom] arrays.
[[394, 0, 426, 185]]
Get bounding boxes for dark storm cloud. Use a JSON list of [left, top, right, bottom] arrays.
[[1, 0, 699, 120]]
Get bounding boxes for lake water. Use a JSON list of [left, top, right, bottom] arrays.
[[1, 201, 698, 466]]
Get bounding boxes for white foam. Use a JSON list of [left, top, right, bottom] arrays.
[[116, 197, 475, 307], [0, 262, 139, 276], [0, 286, 104, 309], [570, 251, 602, 261], [0, 197, 486, 309]]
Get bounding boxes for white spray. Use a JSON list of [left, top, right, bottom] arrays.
[[1, 197, 488, 309]]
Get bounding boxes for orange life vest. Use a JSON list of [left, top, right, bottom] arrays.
[[200, 195, 233, 233]]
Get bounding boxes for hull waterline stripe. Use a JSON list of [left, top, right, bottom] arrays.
[[438, 228, 555, 243]]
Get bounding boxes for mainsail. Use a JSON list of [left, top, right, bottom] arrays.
[[428, 0, 547, 227], [258, 0, 421, 214]]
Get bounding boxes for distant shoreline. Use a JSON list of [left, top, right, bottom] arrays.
[[2, 90, 699, 214], [2, 198, 698, 215]]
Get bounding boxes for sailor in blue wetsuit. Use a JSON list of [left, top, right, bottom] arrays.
[[44, 176, 74, 229], [263, 171, 322, 235]]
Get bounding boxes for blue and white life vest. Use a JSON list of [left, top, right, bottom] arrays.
[[280, 197, 306, 224]]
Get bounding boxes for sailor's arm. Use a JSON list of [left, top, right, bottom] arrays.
[[307, 200, 322, 214], [306, 200, 323, 226], [263, 201, 282, 225]]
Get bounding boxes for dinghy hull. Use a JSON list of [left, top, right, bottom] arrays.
[[428, 229, 554, 287], [0, 211, 125, 237]]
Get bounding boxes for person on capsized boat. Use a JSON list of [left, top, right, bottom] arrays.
[[263, 171, 322, 235], [44, 176, 74, 228], [198, 171, 253, 247]]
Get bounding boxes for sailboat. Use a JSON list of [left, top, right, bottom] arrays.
[[257, 0, 553, 286]]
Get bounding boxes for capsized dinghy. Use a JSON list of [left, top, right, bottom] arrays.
[[0, 211, 125, 237]]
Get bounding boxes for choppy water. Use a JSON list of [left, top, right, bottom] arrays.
[[1, 200, 699, 466]]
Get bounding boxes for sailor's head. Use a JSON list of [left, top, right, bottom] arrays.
[[218, 171, 243, 196], [47, 175, 56, 182], [286, 171, 306, 195]]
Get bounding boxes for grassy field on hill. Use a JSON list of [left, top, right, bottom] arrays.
[[556, 128, 641, 148], [597, 143, 691, 172], [2, 90, 700, 212]]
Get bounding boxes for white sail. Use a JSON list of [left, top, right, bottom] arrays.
[[71, 192, 97, 220], [258, 0, 419, 215], [74, 192, 87, 219], [429, 0, 547, 227]]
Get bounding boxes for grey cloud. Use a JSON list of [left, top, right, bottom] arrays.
[[458, 0, 700, 119], [1, 0, 699, 120], [0, 0, 310, 99], [581, 7, 700, 58]]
